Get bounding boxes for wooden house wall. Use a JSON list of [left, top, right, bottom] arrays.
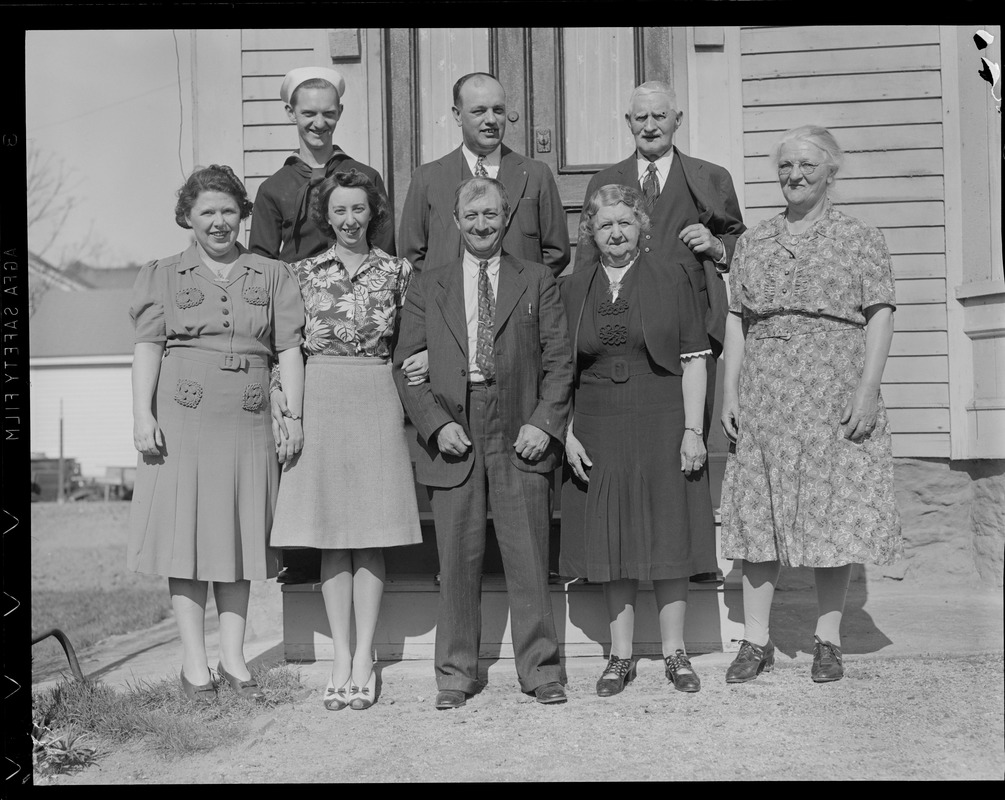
[[739, 25, 950, 458]]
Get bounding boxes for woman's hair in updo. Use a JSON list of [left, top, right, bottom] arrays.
[[174, 164, 253, 229], [578, 184, 652, 245], [771, 125, 845, 177]]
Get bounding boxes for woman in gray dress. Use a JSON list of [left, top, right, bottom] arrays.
[[719, 126, 902, 684], [129, 165, 305, 703]]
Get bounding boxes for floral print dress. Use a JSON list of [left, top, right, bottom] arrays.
[[719, 204, 903, 567]]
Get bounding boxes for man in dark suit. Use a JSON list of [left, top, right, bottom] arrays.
[[577, 80, 745, 583], [399, 72, 570, 277], [393, 177, 572, 708]]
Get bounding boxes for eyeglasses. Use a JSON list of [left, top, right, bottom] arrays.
[[777, 161, 821, 177]]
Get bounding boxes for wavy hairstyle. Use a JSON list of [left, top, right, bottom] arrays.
[[311, 168, 389, 245], [578, 184, 652, 246], [174, 165, 253, 229], [770, 125, 845, 178]]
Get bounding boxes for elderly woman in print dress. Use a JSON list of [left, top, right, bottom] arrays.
[[128, 164, 305, 704], [270, 169, 422, 712], [719, 126, 903, 684]]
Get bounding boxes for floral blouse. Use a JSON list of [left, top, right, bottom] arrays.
[[289, 244, 412, 359], [728, 203, 897, 326]]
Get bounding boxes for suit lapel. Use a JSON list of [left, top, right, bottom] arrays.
[[434, 261, 469, 354], [498, 147, 529, 235], [493, 254, 527, 338], [568, 261, 600, 357], [432, 148, 466, 235], [674, 147, 711, 216]]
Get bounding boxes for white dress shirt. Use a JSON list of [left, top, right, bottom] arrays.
[[461, 144, 501, 179], [635, 150, 674, 193], [462, 250, 501, 382]]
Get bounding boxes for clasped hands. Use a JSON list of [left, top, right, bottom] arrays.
[[437, 421, 551, 462]]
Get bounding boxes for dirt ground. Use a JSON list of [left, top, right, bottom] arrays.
[[39, 651, 1005, 783], [30, 504, 1005, 783]]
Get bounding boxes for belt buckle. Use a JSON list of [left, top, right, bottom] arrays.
[[220, 353, 244, 371], [611, 359, 629, 383]]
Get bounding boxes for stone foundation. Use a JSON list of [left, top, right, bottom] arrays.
[[889, 458, 1005, 587]]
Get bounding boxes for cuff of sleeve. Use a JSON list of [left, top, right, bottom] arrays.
[[714, 237, 728, 270], [681, 349, 712, 361]]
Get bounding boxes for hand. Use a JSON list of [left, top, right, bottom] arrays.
[[133, 412, 164, 456], [565, 430, 592, 483], [679, 223, 724, 261], [279, 418, 304, 467], [721, 395, 740, 443], [514, 424, 551, 462], [680, 430, 707, 476], [436, 422, 472, 457], [402, 350, 429, 386], [840, 386, 880, 442], [271, 387, 289, 442]]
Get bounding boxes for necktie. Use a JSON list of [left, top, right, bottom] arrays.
[[474, 155, 489, 178], [642, 161, 660, 208], [476, 260, 495, 381]]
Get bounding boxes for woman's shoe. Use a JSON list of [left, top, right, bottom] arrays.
[[595, 655, 636, 697], [180, 668, 217, 704], [725, 639, 775, 684], [349, 670, 377, 710], [811, 635, 844, 682], [664, 649, 701, 693], [323, 675, 352, 711], [216, 662, 266, 703]]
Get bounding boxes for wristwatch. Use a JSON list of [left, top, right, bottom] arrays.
[[684, 426, 703, 436]]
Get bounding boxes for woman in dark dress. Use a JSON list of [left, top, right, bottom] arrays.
[[561, 184, 718, 697]]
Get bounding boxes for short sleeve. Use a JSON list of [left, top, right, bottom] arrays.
[[860, 225, 897, 311], [129, 260, 167, 344], [272, 261, 306, 352], [727, 233, 748, 315], [678, 267, 712, 358]]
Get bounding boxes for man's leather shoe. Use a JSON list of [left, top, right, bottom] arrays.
[[811, 635, 844, 682], [434, 689, 467, 709], [725, 639, 775, 683], [534, 682, 567, 704]]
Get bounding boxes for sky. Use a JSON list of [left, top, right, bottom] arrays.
[[25, 30, 196, 267]]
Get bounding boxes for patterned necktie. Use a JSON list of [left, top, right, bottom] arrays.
[[474, 155, 489, 178], [642, 161, 660, 208], [476, 260, 495, 381]]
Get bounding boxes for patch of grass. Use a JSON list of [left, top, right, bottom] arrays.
[[32, 663, 309, 776], [32, 588, 173, 681]]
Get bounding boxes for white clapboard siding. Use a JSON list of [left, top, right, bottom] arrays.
[[740, 26, 949, 458], [29, 364, 136, 478]]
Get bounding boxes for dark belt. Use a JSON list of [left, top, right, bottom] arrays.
[[581, 357, 655, 383], [468, 378, 495, 389]]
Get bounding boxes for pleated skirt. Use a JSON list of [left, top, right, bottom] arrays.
[[270, 356, 423, 550], [560, 371, 717, 582], [127, 348, 280, 582]]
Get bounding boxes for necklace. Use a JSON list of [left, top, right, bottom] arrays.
[[601, 253, 638, 301]]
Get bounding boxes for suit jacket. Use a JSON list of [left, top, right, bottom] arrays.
[[393, 253, 573, 488], [560, 251, 708, 378], [398, 145, 570, 277], [574, 147, 745, 357]]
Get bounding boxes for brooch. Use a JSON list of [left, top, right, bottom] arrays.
[[243, 286, 270, 306], [175, 288, 204, 309], [174, 379, 203, 408]]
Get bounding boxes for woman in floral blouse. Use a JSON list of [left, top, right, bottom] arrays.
[[270, 170, 422, 710], [719, 126, 902, 684]]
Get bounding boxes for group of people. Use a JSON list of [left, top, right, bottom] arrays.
[[127, 66, 902, 711]]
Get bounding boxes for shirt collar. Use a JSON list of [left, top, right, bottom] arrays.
[[462, 250, 501, 275], [302, 243, 382, 276], [176, 242, 261, 273], [282, 146, 349, 173], [635, 149, 674, 182], [461, 143, 501, 173], [755, 200, 840, 241]]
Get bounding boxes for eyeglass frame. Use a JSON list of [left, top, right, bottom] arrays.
[[777, 160, 826, 177]]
